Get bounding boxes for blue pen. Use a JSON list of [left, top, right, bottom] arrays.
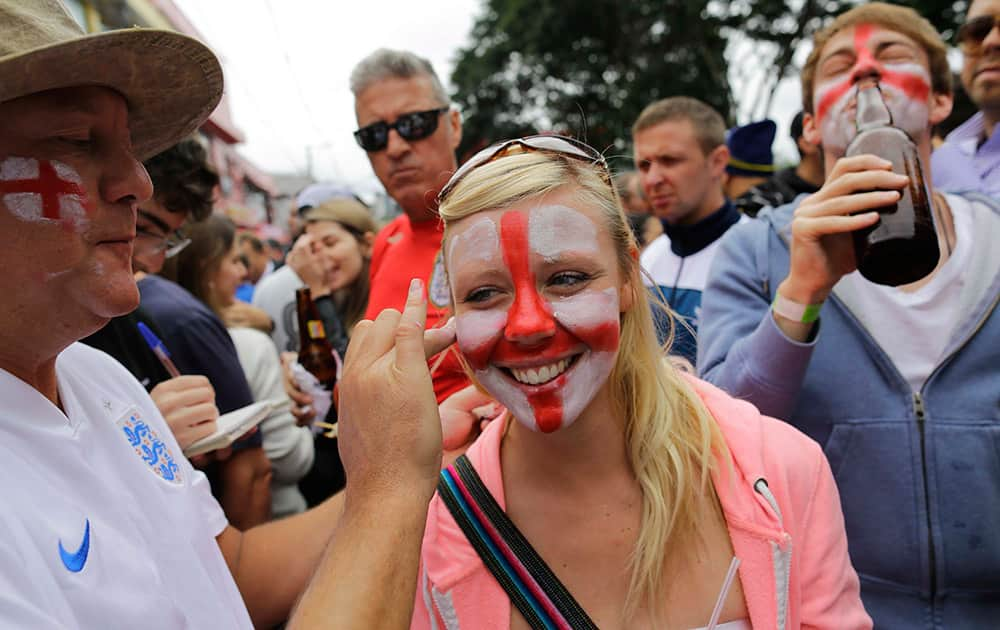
[[137, 322, 181, 378]]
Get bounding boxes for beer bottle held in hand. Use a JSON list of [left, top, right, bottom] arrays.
[[845, 83, 939, 286], [296, 287, 337, 394]]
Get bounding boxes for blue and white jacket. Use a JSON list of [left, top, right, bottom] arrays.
[[640, 201, 745, 363], [697, 192, 1000, 629]]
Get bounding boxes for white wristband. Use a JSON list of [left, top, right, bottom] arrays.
[[772, 293, 822, 324]]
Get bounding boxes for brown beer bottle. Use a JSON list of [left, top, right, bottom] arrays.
[[296, 288, 337, 393], [845, 83, 939, 286]]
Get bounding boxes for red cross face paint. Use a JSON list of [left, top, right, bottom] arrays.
[[0, 156, 94, 231], [447, 201, 621, 433], [813, 23, 933, 153]]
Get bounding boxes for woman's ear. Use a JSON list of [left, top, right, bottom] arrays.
[[361, 231, 375, 256]]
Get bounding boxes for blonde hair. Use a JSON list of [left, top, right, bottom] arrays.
[[438, 150, 730, 619]]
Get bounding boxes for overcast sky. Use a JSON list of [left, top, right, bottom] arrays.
[[175, 0, 479, 193], [176, 0, 812, 195]]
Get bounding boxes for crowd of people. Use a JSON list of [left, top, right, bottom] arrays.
[[0, 0, 997, 628]]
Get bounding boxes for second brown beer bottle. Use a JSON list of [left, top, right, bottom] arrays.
[[296, 287, 338, 397], [844, 82, 940, 286]]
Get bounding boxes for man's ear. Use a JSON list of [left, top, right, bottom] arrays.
[[928, 91, 953, 127], [708, 144, 730, 179], [802, 112, 822, 147], [448, 109, 463, 151]]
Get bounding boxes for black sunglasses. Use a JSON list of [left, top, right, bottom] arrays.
[[958, 13, 1000, 51], [437, 134, 611, 205], [353, 107, 449, 152]]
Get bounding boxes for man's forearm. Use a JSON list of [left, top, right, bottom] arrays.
[[220, 446, 272, 530], [228, 491, 345, 628], [287, 491, 430, 630]]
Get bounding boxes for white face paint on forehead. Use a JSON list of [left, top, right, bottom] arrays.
[[447, 214, 500, 268], [528, 203, 600, 261]]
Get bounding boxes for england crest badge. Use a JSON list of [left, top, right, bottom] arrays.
[[428, 249, 451, 309], [117, 407, 183, 484]]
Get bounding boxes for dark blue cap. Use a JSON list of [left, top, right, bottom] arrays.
[[725, 119, 777, 177]]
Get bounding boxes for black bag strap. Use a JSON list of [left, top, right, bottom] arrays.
[[437, 454, 599, 630]]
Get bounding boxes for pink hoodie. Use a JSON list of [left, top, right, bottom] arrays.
[[413, 376, 872, 629]]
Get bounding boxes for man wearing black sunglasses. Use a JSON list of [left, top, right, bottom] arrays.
[[932, 0, 1000, 196], [348, 49, 471, 404]]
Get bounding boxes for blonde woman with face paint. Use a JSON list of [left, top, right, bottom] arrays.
[[410, 137, 871, 630]]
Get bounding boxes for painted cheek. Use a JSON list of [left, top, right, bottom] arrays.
[[551, 288, 621, 353], [500, 211, 556, 340], [456, 310, 507, 370], [0, 157, 95, 229], [816, 25, 931, 126]]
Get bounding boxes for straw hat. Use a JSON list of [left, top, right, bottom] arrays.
[[304, 199, 378, 235], [0, 0, 223, 160]]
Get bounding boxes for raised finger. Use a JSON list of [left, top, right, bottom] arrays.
[[395, 279, 433, 367], [367, 306, 404, 362], [341, 319, 374, 374]]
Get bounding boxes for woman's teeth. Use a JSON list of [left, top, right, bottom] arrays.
[[510, 358, 570, 385]]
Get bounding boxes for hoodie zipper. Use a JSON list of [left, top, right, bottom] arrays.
[[913, 392, 936, 600]]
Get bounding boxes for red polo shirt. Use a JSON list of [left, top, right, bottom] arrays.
[[365, 214, 469, 402]]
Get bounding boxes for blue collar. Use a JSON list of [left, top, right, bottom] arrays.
[[662, 200, 740, 257]]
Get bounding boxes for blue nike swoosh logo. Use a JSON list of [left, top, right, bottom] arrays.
[[58, 519, 90, 573]]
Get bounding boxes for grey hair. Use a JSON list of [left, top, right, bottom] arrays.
[[349, 48, 450, 105]]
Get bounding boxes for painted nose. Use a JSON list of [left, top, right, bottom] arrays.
[[851, 58, 882, 85], [504, 287, 556, 345]]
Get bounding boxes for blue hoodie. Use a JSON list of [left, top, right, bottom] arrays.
[[697, 192, 1000, 629]]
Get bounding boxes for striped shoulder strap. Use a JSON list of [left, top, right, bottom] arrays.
[[437, 455, 599, 630]]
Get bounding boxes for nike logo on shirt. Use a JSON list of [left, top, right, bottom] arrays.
[[58, 518, 90, 573]]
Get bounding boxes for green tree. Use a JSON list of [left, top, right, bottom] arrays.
[[450, 0, 968, 164], [450, 0, 733, 168], [724, 0, 967, 117]]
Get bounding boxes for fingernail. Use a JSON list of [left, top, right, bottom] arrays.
[[444, 316, 456, 330], [409, 278, 423, 300]]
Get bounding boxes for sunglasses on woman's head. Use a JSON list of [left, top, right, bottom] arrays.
[[437, 135, 611, 205], [353, 107, 450, 152], [958, 14, 1000, 52]]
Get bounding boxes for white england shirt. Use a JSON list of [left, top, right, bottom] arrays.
[[0, 343, 252, 628]]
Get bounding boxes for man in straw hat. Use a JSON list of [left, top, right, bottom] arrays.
[[0, 2, 457, 627]]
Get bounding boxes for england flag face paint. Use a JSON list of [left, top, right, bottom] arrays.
[[813, 23, 933, 153], [0, 156, 94, 230], [447, 199, 622, 433]]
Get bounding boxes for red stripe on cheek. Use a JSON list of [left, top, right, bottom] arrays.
[[461, 329, 496, 371], [583, 320, 620, 353], [500, 211, 555, 340], [815, 79, 852, 124], [881, 68, 930, 102], [0, 159, 95, 220]]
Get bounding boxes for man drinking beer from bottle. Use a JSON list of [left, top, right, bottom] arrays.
[[696, 3, 1000, 628]]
